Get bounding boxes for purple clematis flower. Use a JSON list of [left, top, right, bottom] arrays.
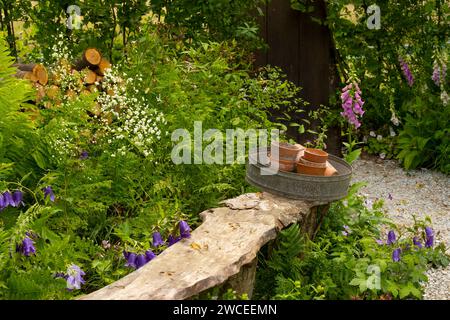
[[413, 237, 423, 249], [43, 186, 55, 202], [145, 250, 156, 262], [12, 191, 24, 207], [180, 221, 191, 239], [66, 264, 85, 290], [124, 252, 137, 268], [135, 254, 147, 269], [392, 248, 402, 262], [342, 231, 348, 236], [18, 236, 36, 256], [425, 227, 434, 248], [387, 230, 396, 245], [152, 232, 165, 247], [167, 235, 181, 246]]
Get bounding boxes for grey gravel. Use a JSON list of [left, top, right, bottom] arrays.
[[351, 158, 450, 300]]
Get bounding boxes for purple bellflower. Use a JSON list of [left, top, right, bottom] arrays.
[[135, 254, 147, 269], [168, 235, 181, 246], [124, 252, 137, 268], [413, 237, 423, 249], [43, 186, 55, 202], [392, 248, 402, 262], [152, 231, 165, 247], [66, 264, 86, 290], [3, 191, 14, 207], [18, 236, 36, 256], [0, 193, 4, 209], [145, 250, 156, 262], [12, 191, 24, 207], [425, 227, 434, 248], [80, 151, 89, 160], [180, 221, 191, 239], [387, 230, 396, 245]]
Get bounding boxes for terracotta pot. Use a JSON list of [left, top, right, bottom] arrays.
[[324, 164, 338, 177], [298, 157, 327, 168], [296, 162, 327, 176], [271, 141, 305, 160], [303, 148, 328, 163], [270, 157, 296, 172]]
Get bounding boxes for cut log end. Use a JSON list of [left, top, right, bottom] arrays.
[[95, 58, 111, 76], [34, 65, 48, 85], [84, 69, 97, 85], [14, 63, 48, 85], [84, 48, 102, 66]]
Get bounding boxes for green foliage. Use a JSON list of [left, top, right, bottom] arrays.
[[254, 184, 449, 300], [396, 97, 450, 173], [0, 24, 307, 298], [324, 0, 449, 172], [151, 0, 266, 48], [1, 1, 266, 63], [0, 38, 49, 182]]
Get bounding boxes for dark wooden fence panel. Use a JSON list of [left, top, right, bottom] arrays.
[[255, 0, 341, 155]]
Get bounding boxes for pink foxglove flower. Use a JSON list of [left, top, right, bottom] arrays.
[[432, 62, 447, 86], [399, 57, 414, 87], [340, 82, 365, 129]]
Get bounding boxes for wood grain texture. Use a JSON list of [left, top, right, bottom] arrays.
[[80, 193, 316, 300]]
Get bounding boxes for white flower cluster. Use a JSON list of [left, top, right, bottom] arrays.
[[97, 67, 167, 158], [50, 33, 73, 63], [47, 121, 78, 163], [49, 34, 82, 94]]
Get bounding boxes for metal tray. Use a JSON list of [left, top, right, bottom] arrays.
[[246, 148, 352, 202]]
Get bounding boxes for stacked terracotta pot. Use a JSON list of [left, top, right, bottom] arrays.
[[270, 141, 305, 172], [270, 142, 337, 176], [297, 148, 337, 176]]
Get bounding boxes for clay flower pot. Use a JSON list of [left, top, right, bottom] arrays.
[[298, 157, 327, 168], [271, 141, 305, 160], [324, 165, 338, 177], [303, 148, 328, 163], [270, 157, 296, 172], [296, 162, 327, 176]]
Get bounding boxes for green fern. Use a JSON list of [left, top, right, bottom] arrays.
[[267, 224, 305, 278], [0, 35, 51, 182]]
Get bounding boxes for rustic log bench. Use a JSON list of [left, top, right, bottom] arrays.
[[80, 192, 328, 300]]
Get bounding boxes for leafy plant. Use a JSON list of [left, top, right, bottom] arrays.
[[254, 184, 449, 300]]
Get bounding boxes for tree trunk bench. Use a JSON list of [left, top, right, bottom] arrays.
[[80, 192, 328, 300]]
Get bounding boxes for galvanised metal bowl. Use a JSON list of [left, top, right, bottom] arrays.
[[246, 148, 352, 202]]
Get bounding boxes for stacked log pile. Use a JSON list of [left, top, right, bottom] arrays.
[[14, 48, 112, 106]]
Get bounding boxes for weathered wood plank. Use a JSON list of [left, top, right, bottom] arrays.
[[80, 193, 318, 300]]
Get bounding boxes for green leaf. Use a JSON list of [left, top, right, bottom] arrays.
[[344, 149, 361, 164]]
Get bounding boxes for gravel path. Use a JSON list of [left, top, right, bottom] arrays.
[[352, 158, 450, 300]]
